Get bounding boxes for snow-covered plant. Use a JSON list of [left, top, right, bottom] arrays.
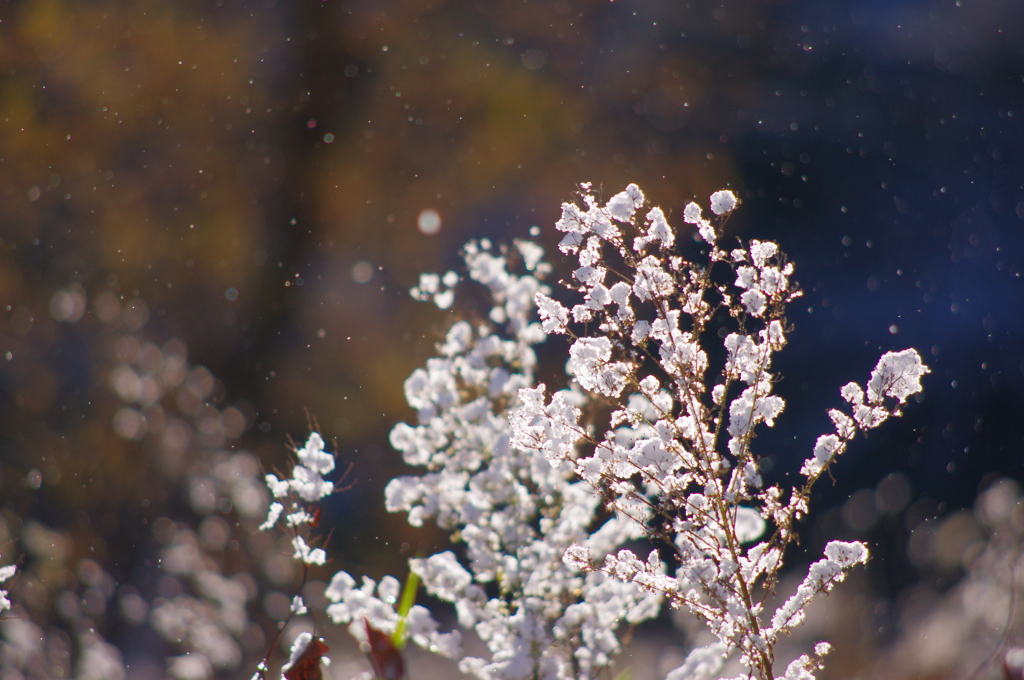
[[261, 431, 340, 569], [511, 183, 928, 680], [259, 183, 928, 680], [0, 560, 15, 615]]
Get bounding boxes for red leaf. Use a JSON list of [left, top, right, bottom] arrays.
[[284, 637, 329, 680], [364, 619, 406, 680]]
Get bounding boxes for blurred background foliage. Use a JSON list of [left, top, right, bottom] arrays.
[[1, 0, 1023, 677]]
